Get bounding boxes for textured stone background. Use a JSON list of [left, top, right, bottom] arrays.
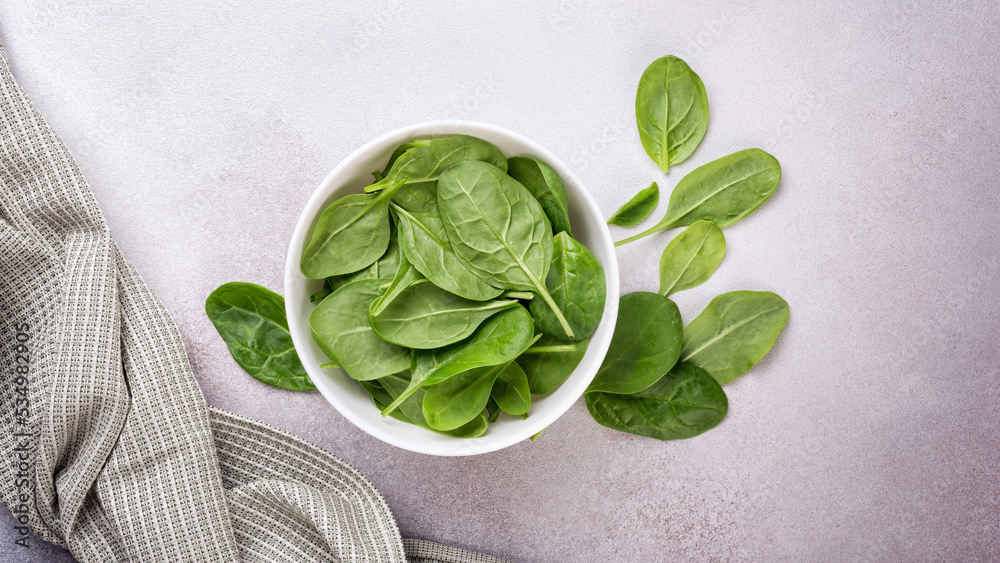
[[1, 1, 998, 561]]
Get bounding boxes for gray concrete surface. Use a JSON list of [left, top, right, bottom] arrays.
[[0, 1, 998, 561]]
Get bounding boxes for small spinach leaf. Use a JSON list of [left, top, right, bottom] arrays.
[[380, 305, 534, 416], [586, 292, 682, 395], [607, 182, 659, 227], [370, 280, 518, 349], [658, 220, 726, 296], [616, 148, 781, 246], [309, 279, 410, 381], [326, 219, 402, 293], [586, 363, 727, 440], [529, 231, 606, 342], [680, 290, 789, 384], [369, 253, 425, 317], [490, 361, 531, 416], [301, 177, 405, 278], [378, 372, 487, 438], [437, 161, 575, 339], [422, 361, 512, 431], [635, 55, 709, 174], [365, 135, 508, 193], [205, 282, 315, 391], [518, 336, 588, 395], [506, 156, 572, 235], [392, 203, 503, 301]]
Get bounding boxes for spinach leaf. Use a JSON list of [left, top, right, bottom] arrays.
[[365, 135, 507, 193], [392, 203, 503, 301], [528, 231, 606, 342], [205, 282, 315, 391], [616, 148, 781, 246], [380, 305, 534, 416], [680, 290, 789, 384], [437, 161, 575, 339], [368, 253, 425, 317], [490, 361, 531, 416], [607, 182, 659, 227], [486, 397, 501, 423], [586, 363, 727, 440], [506, 156, 572, 235], [309, 278, 410, 381], [422, 361, 512, 431], [586, 292, 682, 395], [378, 372, 487, 438], [658, 220, 726, 296], [326, 219, 402, 293], [635, 55, 709, 174], [518, 336, 588, 394], [370, 280, 519, 349], [301, 177, 406, 278], [392, 181, 439, 213], [360, 379, 410, 423]]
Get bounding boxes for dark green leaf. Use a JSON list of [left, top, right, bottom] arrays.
[[529, 232, 606, 342], [205, 282, 315, 391], [422, 361, 512, 431], [518, 336, 588, 395], [378, 372, 487, 438], [506, 156, 572, 235], [366, 135, 508, 193]]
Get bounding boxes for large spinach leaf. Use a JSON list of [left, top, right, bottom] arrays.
[[309, 278, 410, 381], [635, 55, 709, 174], [392, 203, 503, 301], [607, 182, 659, 227], [365, 135, 507, 193], [506, 156, 572, 235], [616, 148, 781, 246], [528, 231, 606, 342], [586, 292, 682, 395], [518, 336, 588, 394], [205, 282, 315, 391], [680, 290, 789, 384], [301, 177, 406, 278], [437, 161, 575, 339], [586, 363, 727, 440], [658, 220, 726, 296], [370, 280, 518, 349], [380, 305, 534, 415]]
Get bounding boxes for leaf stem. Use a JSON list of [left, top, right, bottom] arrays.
[[534, 284, 574, 339], [521, 345, 577, 354]]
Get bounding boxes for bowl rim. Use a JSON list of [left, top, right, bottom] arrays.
[[285, 120, 619, 456]]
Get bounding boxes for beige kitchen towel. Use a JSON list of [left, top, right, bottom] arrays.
[[0, 36, 508, 563]]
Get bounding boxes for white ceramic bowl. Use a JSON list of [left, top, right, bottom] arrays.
[[286, 121, 619, 456]]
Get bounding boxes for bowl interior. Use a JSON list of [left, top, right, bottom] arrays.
[[285, 121, 619, 456]]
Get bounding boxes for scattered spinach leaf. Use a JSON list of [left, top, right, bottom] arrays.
[[586, 292, 682, 395], [507, 156, 572, 235], [658, 220, 726, 296], [205, 282, 315, 391], [635, 55, 709, 174], [680, 290, 789, 384], [615, 148, 781, 246], [607, 182, 659, 227], [586, 363, 727, 440], [529, 231, 606, 342], [437, 161, 574, 339]]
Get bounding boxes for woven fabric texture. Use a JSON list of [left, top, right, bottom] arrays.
[[0, 35, 507, 563]]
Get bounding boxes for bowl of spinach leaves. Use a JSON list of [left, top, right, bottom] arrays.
[[285, 121, 619, 456]]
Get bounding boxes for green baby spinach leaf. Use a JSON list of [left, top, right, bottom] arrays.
[[326, 219, 402, 293], [380, 305, 534, 416], [368, 253, 425, 317], [635, 55, 709, 174], [616, 148, 781, 246], [422, 361, 513, 431], [370, 280, 519, 349], [490, 361, 531, 416], [392, 203, 503, 301], [506, 156, 572, 235], [392, 181, 439, 214], [205, 282, 315, 391], [518, 336, 588, 395], [437, 161, 575, 339], [607, 182, 659, 227], [309, 278, 410, 381], [586, 363, 727, 440], [365, 135, 508, 193], [680, 290, 789, 384], [378, 372, 487, 438], [658, 220, 726, 296], [301, 176, 406, 278], [529, 231, 606, 342], [586, 292, 682, 395]]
